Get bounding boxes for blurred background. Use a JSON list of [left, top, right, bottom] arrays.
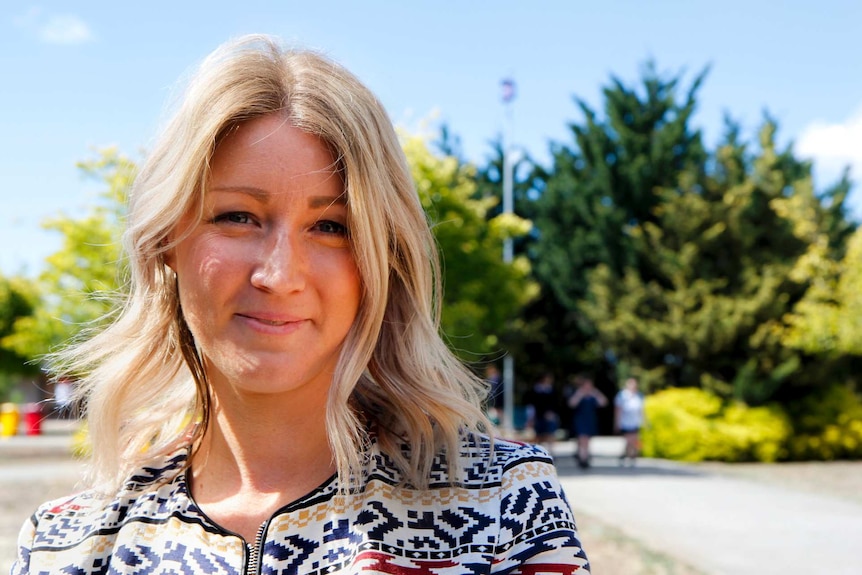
[[1, 2, 861, 574]]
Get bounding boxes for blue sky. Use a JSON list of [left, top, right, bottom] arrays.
[[2, 0, 861, 276]]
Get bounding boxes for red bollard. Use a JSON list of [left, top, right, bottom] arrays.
[[23, 403, 42, 436]]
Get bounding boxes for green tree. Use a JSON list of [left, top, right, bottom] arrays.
[[0, 274, 40, 399], [524, 64, 708, 380], [780, 222, 862, 356], [583, 119, 856, 405], [0, 275, 37, 370], [4, 148, 134, 363], [403, 134, 537, 360]]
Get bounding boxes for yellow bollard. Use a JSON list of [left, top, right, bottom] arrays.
[[0, 403, 20, 437]]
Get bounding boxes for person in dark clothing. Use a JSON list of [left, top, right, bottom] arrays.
[[524, 372, 561, 447], [484, 363, 504, 425], [568, 375, 608, 468]]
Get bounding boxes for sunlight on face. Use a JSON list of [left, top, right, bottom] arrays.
[[168, 115, 361, 407]]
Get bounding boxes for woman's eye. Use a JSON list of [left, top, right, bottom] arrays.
[[315, 220, 348, 236], [213, 212, 253, 225]]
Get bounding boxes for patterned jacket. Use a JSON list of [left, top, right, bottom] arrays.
[[13, 436, 590, 574]]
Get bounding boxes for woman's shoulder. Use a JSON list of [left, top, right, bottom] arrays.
[[472, 435, 554, 468], [29, 449, 190, 537], [28, 488, 104, 527], [367, 433, 556, 489], [452, 434, 558, 487]]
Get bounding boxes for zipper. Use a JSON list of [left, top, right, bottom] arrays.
[[246, 521, 268, 575]]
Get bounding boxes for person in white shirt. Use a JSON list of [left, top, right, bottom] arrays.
[[614, 377, 645, 465]]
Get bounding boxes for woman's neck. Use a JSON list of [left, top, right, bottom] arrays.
[[188, 392, 336, 541]]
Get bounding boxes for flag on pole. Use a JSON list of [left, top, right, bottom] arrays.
[[501, 78, 516, 103]]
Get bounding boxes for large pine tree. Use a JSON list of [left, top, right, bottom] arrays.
[[523, 64, 708, 383], [580, 119, 856, 405], [522, 64, 857, 407]]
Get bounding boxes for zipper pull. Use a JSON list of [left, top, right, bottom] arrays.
[[246, 521, 267, 575]]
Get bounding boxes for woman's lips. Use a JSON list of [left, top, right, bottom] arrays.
[[235, 313, 308, 333]]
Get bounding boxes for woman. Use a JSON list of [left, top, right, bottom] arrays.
[[568, 375, 608, 469], [614, 377, 645, 465], [13, 35, 590, 574]]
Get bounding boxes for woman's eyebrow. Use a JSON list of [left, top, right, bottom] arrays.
[[209, 186, 271, 201], [308, 194, 347, 209], [208, 188, 346, 209]]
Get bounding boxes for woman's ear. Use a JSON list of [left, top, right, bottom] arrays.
[[163, 251, 176, 272], [161, 237, 177, 272]]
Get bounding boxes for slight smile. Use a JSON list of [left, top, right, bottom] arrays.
[[236, 314, 308, 333]]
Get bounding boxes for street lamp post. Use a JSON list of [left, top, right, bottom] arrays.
[[501, 78, 515, 435]]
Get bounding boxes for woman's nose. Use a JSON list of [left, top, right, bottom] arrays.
[[249, 229, 307, 293]]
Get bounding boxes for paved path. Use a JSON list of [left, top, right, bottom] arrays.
[[2, 424, 861, 574], [1, 419, 82, 574], [552, 438, 862, 575]]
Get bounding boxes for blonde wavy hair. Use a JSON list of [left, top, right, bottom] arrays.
[[54, 34, 492, 494]]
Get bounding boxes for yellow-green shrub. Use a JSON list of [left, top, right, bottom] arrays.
[[641, 387, 790, 462], [787, 385, 862, 460]]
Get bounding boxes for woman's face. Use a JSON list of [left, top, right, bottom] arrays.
[[167, 114, 361, 402]]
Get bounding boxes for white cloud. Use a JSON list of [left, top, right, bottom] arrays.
[[39, 14, 93, 44], [13, 8, 94, 45], [797, 106, 862, 184]]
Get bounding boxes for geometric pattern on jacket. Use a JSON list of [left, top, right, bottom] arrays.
[[13, 434, 591, 574]]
